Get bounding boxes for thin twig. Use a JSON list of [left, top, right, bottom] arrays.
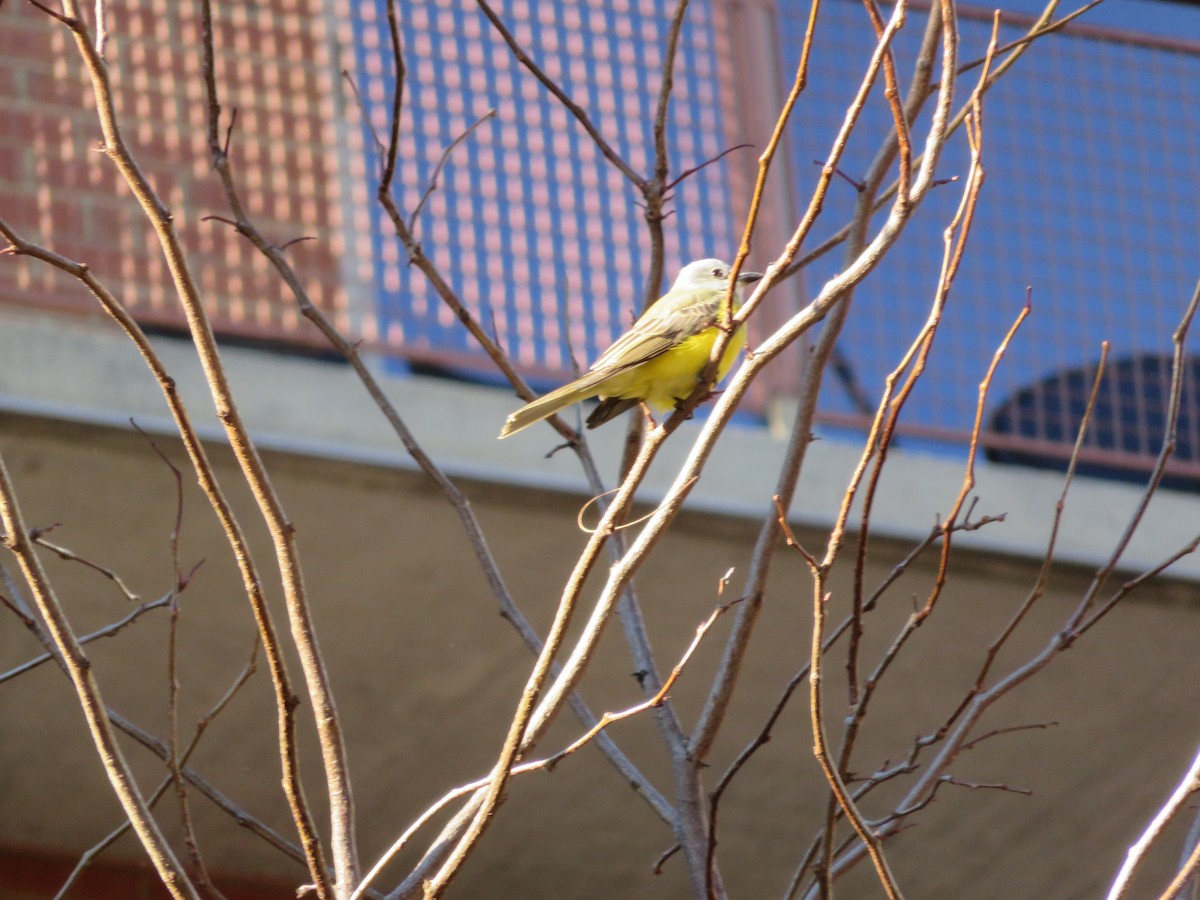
[[473, 0, 642, 186], [1106, 742, 1200, 900], [0, 591, 175, 684], [150, 434, 220, 896], [693, 0, 946, 774], [704, 511, 1002, 843], [409, 109, 497, 235], [956, 0, 1103, 75], [665, 143, 754, 192], [802, 3, 964, 894], [819, 282, 1200, 891], [31, 528, 141, 602]]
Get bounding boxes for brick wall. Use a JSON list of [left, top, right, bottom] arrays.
[[0, 0, 355, 348]]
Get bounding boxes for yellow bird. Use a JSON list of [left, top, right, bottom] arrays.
[[499, 259, 763, 439]]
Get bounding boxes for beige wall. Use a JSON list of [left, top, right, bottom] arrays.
[[1, 412, 1198, 897]]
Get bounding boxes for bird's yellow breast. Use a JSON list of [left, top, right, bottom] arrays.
[[597, 323, 746, 413]]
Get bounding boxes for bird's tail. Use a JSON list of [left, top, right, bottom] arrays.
[[498, 371, 610, 438]]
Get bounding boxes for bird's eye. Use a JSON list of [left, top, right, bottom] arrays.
[[712, 268, 724, 279]]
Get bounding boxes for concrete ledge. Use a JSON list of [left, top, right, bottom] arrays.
[[0, 306, 1196, 579]]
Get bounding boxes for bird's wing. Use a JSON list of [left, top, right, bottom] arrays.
[[589, 288, 724, 374]]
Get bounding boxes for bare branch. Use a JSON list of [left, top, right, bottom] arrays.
[[409, 109, 497, 235], [30, 526, 141, 602], [474, 0, 642, 187], [665, 143, 755, 192], [0, 591, 175, 684], [1107, 742, 1200, 900]]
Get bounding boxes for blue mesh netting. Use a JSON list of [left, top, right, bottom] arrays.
[[779, 0, 1199, 464], [351, 0, 741, 385]]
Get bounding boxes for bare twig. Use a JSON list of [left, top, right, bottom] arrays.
[[147, 432, 219, 895], [1107, 742, 1200, 900], [665, 143, 755, 192], [935, 774, 1032, 796], [167, 595, 224, 897], [640, 0, 692, 315], [92, 0, 108, 57], [409, 109, 497, 235], [30, 527, 141, 602], [703, 510, 1002, 855], [542, 594, 743, 771], [4, 560, 317, 891], [473, 0, 642, 187], [956, 0, 1103, 75], [803, 5, 974, 894], [0, 590, 175, 684], [725, 0, 818, 307], [967, 336, 1107, 694], [695, 0, 941, 783]]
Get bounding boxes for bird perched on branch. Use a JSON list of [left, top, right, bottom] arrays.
[[499, 259, 763, 439]]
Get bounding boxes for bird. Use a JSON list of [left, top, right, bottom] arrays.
[[499, 259, 763, 439]]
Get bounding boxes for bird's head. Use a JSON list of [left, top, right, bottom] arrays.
[[673, 258, 764, 292]]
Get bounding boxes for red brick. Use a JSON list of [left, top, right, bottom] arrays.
[[0, 63, 22, 96], [0, 144, 26, 182], [27, 71, 90, 108], [2, 108, 39, 140], [0, 193, 40, 230], [0, 22, 53, 63]]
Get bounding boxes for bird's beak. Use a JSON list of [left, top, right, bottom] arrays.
[[738, 271, 764, 285]]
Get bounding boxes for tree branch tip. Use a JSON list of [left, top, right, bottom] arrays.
[[652, 844, 681, 875], [277, 235, 317, 253], [812, 158, 865, 191], [544, 438, 577, 459], [26, 0, 76, 26], [178, 557, 205, 591]]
